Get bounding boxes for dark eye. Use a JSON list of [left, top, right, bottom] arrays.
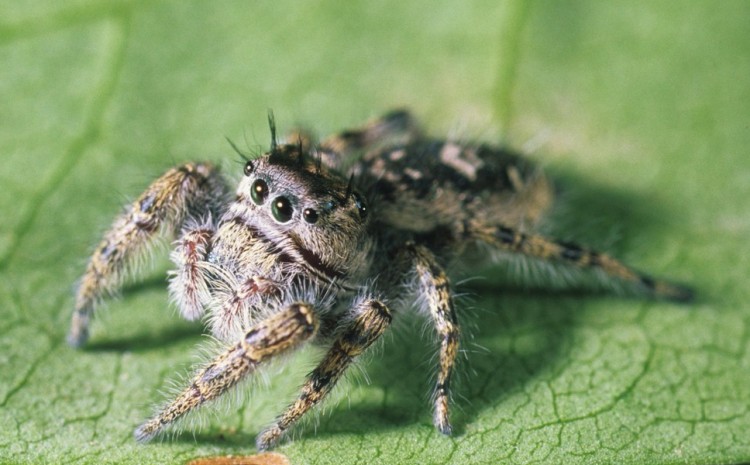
[[272, 196, 294, 222], [243, 161, 254, 176], [251, 179, 268, 204], [353, 193, 368, 220], [303, 208, 318, 224]]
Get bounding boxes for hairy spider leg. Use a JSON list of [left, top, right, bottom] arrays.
[[316, 109, 421, 169], [402, 243, 460, 435], [465, 221, 694, 302], [168, 221, 216, 321], [69, 163, 229, 347], [134, 303, 318, 442], [256, 299, 392, 450]]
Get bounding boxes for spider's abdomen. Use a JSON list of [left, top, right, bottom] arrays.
[[354, 140, 554, 235]]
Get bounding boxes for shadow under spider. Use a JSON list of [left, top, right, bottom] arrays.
[[294, 172, 687, 441], [84, 274, 204, 352], [85, 322, 202, 352], [89, 171, 686, 443], [310, 289, 587, 440]]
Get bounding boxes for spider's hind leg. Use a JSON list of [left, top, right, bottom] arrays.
[[465, 220, 693, 302], [316, 109, 421, 169], [68, 162, 229, 347]]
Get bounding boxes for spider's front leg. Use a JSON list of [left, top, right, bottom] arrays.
[[68, 162, 228, 347], [256, 298, 392, 450], [401, 243, 461, 435], [135, 303, 318, 442]]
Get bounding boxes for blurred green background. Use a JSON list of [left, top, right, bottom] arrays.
[[1, 1, 749, 464]]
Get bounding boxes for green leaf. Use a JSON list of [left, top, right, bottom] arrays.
[[1, 1, 748, 464]]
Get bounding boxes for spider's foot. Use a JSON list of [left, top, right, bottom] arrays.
[[67, 310, 90, 348], [434, 398, 453, 435], [655, 280, 695, 303], [256, 425, 284, 451], [134, 419, 161, 443], [435, 419, 453, 436]]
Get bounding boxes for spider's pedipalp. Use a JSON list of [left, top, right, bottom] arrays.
[[168, 217, 216, 321]]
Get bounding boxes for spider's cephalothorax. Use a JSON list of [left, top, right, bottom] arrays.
[[68, 110, 692, 450], [199, 144, 374, 341]]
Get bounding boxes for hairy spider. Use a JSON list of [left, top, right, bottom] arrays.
[[68, 110, 692, 450]]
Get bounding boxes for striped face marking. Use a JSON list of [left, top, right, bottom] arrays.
[[215, 145, 371, 290]]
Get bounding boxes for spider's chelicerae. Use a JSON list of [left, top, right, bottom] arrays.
[[68, 110, 692, 450]]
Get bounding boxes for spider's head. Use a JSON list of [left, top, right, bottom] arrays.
[[235, 142, 371, 275]]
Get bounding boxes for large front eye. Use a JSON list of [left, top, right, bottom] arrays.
[[251, 179, 268, 204], [271, 196, 294, 222]]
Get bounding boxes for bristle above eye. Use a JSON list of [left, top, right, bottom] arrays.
[[296, 143, 306, 168], [267, 110, 278, 151], [345, 173, 354, 200], [226, 137, 249, 161], [315, 151, 323, 174]]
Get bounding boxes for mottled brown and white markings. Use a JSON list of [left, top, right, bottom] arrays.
[[69, 109, 693, 451]]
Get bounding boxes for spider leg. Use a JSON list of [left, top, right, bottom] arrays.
[[402, 243, 460, 436], [256, 299, 392, 450], [168, 219, 216, 321], [68, 162, 229, 347], [134, 303, 318, 442], [284, 128, 315, 154], [317, 109, 420, 169], [465, 220, 694, 302]]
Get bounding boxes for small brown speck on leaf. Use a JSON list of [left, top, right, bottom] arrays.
[[186, 452, 290, 465]]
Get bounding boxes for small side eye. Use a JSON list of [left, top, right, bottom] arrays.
[[251, 179, 268, 204], [243, 161, 254, 176], [272, 196, 294, 222], [353, 193, 368, 220], [303, 208, 318, 224]]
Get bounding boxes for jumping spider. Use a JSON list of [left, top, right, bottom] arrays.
[[68, 110, 692, 450]]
